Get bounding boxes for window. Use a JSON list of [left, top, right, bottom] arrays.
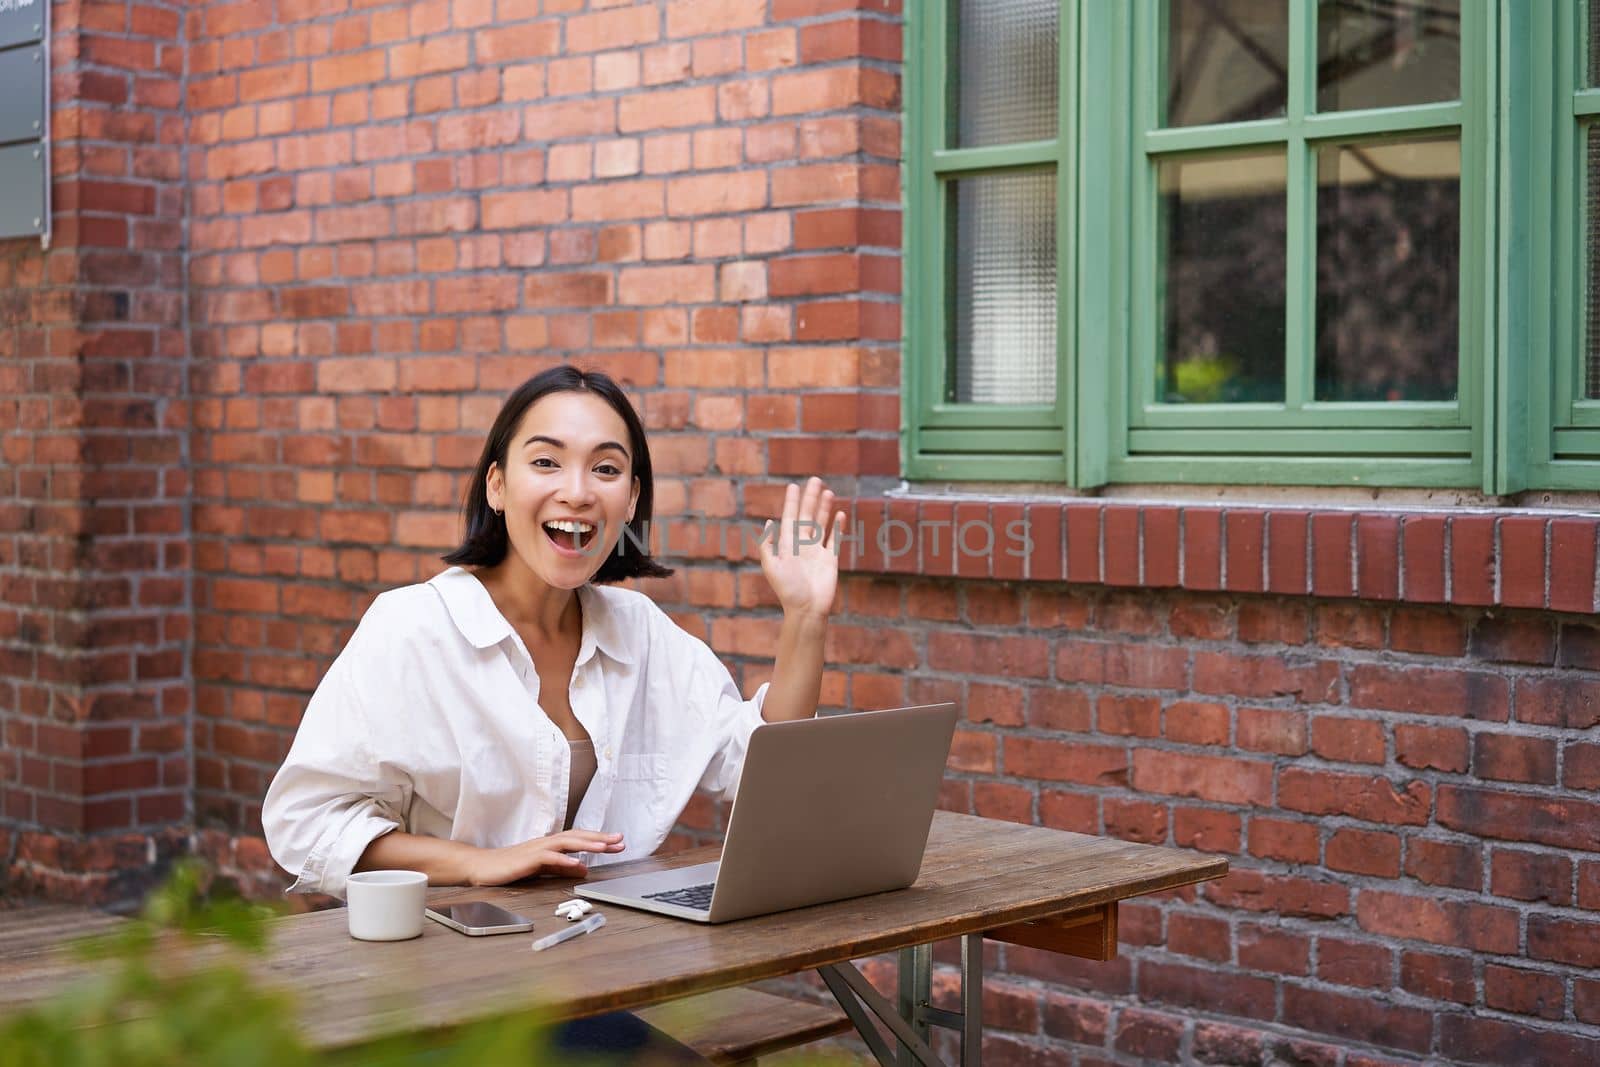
[[1529, 0, 1600, 487], [903, 0, 1074, 482], [904, 0, 1600, 493]]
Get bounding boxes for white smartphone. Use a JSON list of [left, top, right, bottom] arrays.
[[424, 901, 536, 936]]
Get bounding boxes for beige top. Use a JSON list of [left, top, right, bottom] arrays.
[[565, 739, 597, 830]]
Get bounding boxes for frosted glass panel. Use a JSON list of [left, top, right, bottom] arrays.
[[1158, 151, 1287, 403], [950, 170, 1057, 404], [1318, 0, 1460, 112], [955, 0, 1058, 147], [1315, 138, 1460, 402], [1166, 0, 1289, 127]]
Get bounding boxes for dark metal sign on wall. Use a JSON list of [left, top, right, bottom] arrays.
[[0, 0, 48, 247]]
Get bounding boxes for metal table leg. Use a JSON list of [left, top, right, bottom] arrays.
[[961, 933, 982, 1064], [817, 933, 986, 1067], [897, 943, 931, 1064]]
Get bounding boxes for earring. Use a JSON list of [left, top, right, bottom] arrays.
[[492, 506, 503, 517]]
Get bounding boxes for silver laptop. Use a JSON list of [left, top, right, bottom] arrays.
[[575, 703, 958, 923]]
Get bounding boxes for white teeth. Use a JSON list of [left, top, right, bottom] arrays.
[[544, 520, 594, 534]]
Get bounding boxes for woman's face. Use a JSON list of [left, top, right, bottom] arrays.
[[486, 390, 641, 590]]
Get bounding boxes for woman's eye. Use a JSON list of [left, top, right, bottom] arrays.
[[532, 457, 558, 468], [595, 464, 622, 476]]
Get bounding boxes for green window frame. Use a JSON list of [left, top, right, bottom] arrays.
[[902, 0, 1077, 483], [1522, 0, 1600, 489], [904, 0, 1600, 493]]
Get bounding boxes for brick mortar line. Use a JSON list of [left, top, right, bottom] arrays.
[[939, 954, 1600, 1051], [186, 7, 903, 50], [187, 81, 900, 115], [191, 153, 899, 180], [1123, 939, 1595, 1012], [938, 733, 1588, 793], [937, 768, 1569, 858], [960, 970, 1565, 1057], [1148, 849, 1600, 927]]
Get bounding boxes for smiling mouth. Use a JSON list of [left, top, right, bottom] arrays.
[[543, 519, 597, 552]]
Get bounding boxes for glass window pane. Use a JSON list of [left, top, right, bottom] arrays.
[[1587, 126, 1600, 397], [1158, 151, 1287, 403], [1166, 0, 1289, 127], [1315, 138, 1460, 402], [949, 170, 1057, 404], [954, 0, 1058, 148], [1592, 0, 1600, 88], [1317, 0, 1460, 112]]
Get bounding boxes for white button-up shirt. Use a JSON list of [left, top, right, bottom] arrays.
[[262, 566, 767, 898]]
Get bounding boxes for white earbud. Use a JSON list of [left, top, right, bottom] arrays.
[[554, 899, 593, 921]]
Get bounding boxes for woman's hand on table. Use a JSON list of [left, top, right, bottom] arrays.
[[468, 830, 625, 885]]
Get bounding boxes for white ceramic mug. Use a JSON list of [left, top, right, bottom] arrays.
[[345, 870, 428, 941]]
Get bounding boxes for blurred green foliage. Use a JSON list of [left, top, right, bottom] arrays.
[[1, 860, 310, 1067], [0, 862, 561, 1066], [1170, 353, 1243, 403]]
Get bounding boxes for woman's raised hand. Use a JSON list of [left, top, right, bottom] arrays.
[[759, 477, 844, 622], [468, 829, 625, 885]]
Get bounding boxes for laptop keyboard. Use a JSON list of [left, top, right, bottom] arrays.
[[642, 882, 716, 911]]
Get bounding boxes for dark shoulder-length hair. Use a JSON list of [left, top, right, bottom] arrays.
[[442, 366, 672, 582]]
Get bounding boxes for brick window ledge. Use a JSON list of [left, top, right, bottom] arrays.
[[838, 498, 1600, 614]]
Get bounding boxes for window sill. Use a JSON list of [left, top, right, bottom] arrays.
[[840, 496, 1600, 613]]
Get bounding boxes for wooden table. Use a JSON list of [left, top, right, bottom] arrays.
[[2, 812, 1226, 1065]]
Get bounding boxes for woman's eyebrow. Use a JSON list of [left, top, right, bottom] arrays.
[[523, 434, 630, 459]]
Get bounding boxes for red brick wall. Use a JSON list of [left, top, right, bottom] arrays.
[[672, 504, 1600, 1064], [5, 0, 1600, 1062], [0, 0, 191, 903], [182, 0, 902, 838], [785, 577, 1600, 1065]]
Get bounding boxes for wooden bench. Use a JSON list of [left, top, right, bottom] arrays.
[[638, 986, 853, 1065]]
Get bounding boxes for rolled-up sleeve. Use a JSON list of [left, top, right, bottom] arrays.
[[262, 632, 410, 899]]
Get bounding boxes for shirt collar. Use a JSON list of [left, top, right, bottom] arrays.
[[574, 584, 635, 666], [428, 567, 634, 665]]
